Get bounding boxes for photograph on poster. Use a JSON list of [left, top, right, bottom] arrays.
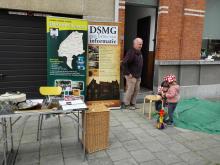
[[88, 61, 99, 69], [55, 79, 72, 91], [88, 45, 99, 61], [72, 81, 84, 91], [89, 69, 99, 77]]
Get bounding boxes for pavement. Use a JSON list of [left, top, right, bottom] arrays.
[[1, 103, 220, 165]]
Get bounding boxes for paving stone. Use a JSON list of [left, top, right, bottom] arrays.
[[183, 140, 210, 151], [171, 162, 189, 165], [179, 151, 209, 165], [114, 116, 131, 122], [142, 127, 168, 137], [115, 131, 136, 142], [140, 159, 165, 165], [88, 157, 113, 165], [199, 138, 220, 147], [179, 132, 201, 141], [41, 137, 60, 145], [208, 146, 220, 156], [197, 150, 220, 164], [21, 133, 37, 144], [15, 152, 39, 165], [171, 134, 188, 143], [142, 141, 167, 152], [40, 145, 62, 157], [40, 154, 64, 165], [113, 158, 138, 165], [155, 134, 176, 145], [128, 128, 146, 135], [138, 123, 155, 130], [19, 142, 40, 154], [134, 132, 156, 143], [164, 142, 190, 155], [110, 120, 121, 127], [64, 157, 88, 165], [111, 125, 127, 135], [213, 135, 220, 142], [123, 140, 144, 151], [88, 151, 108, 160], [121, 121, 138, 129], [62, 145, 83, 158], [155, 151, 182, 165], [23, 126, 38, 135], [162, 127, 182, 135], [131, 117, 148, 124], [127, 112, 141, 118], [109, 139, 123, 149], [61, 137, 79, 148], [107, 147, 130, 161], [130, 149, 155, 163]]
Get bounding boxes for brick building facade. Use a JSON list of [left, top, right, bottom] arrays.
[[119, 0, 220, 99]]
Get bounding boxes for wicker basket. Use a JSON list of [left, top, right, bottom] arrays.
[[82, 103, 110, 153]]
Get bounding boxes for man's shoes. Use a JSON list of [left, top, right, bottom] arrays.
[[129, 106, 136, 110], [130, 104, 139, 110], [121, 103, 129, 110]]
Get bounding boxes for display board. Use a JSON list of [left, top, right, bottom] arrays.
[[47, 16, 88, 99], [87, 22, 121, 107]]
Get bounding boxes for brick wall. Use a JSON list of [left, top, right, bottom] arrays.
[[156, 0, 206, 60]]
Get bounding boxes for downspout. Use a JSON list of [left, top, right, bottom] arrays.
[[115, 0, 119, 22], [152, 0, 160, 91]]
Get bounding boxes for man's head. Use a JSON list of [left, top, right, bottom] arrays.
[[133, 38, 143, 51]]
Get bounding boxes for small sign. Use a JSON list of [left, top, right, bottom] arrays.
[[88, 25, 118, 45]]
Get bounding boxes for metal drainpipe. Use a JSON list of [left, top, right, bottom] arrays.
[[115, 0, 119, 22]]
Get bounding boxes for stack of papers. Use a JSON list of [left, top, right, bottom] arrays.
[[59, 99, 87, 111]]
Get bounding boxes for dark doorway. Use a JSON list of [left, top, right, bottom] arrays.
[[137, 16, 154, 89], [124, 5, 157, 91]]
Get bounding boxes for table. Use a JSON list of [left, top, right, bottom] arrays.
[[0, 100, 87, 165]]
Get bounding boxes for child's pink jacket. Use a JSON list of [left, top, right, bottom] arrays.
[[166, 85, 180, 103]]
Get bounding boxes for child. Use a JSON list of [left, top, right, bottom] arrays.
[[155, 80, 169, 111], [164, 74, 180, 125]]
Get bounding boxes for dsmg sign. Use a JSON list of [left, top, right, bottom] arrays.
[[88, 25, 118, 45]]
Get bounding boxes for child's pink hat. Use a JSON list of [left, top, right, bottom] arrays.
[[163, 74, 176, 83]]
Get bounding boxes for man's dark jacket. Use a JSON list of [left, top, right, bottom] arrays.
[[122, 48, 143, 78]]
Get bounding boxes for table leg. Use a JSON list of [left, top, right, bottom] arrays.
[[143, 99, 146, 114], [77, 111, 79, 142], [9, 117, 14, 152], [2, 118, 7, 165], [83, 111, 86, 161], [37, 115, 41, 141], [148, 100, 152, 120]]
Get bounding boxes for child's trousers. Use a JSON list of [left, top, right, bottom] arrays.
[[168, 103, 177, 123]]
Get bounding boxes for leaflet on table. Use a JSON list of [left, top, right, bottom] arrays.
[[61, 104, 87, 110], [59, 99, 84, 106]]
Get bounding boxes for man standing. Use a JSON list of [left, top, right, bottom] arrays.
[[122, 38, 143, 110]]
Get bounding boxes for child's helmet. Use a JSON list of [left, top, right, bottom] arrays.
[[164, 74, 176, 83]]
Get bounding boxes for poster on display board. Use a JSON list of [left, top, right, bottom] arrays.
[[46, 16, 88, 99], [86, 22, 121, 108]]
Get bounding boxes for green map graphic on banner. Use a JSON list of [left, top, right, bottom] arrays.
[[47, 16, 88, 99]]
